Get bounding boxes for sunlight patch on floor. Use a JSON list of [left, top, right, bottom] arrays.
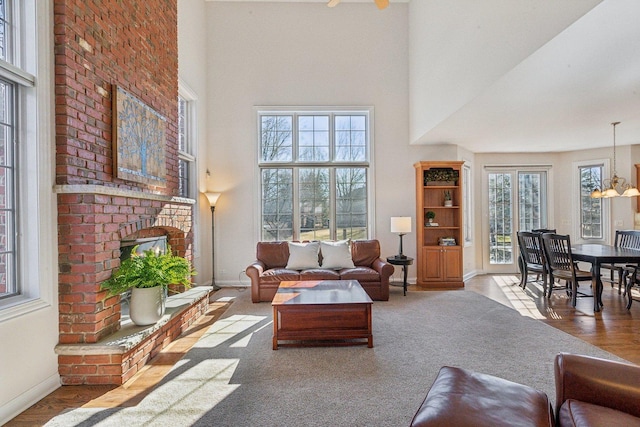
[[193, 314, 267, 349], [492, 275, 548, 320]]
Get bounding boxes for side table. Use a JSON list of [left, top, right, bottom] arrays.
[[386, 256, 414, 296]]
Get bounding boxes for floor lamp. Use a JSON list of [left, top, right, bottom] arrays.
[[204, 192, 221, 291]]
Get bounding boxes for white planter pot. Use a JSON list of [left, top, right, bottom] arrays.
[[444, 201, 453, 207], [130, 286, 166, 326]]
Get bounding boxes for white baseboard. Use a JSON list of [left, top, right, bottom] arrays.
[[0, 373, 60, 425]]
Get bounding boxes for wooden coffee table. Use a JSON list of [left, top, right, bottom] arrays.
[[272, 280, 373, 350]]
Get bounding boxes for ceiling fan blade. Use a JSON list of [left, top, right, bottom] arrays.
[[327, 0, 341, 7], [374, 0, 389, 9]]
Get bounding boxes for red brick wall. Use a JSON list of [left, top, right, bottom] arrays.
[[54, 0, 185, 345]]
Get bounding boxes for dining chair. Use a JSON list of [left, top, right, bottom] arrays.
[[622, 268, 640, 309], [541, 233, 593, 307], [517, 231, 548, 293], [601, 230, 640, 294]]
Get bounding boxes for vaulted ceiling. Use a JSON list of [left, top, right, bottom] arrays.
[[409, 0, 640, 153]]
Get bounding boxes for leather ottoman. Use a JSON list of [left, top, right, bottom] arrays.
[[410, 366, 554, 427]]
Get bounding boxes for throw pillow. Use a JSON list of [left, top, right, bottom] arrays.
[[286, 241, 320, 270], [320, 240, 355, 270]]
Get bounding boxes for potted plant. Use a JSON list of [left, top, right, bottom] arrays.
[[426, 211, 436, 224], [101, 245, 196, 326], [444, 190, 453, 207]]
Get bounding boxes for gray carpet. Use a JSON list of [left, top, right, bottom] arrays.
[[46, 283, 623, 427]]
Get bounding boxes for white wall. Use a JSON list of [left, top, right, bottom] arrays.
[[206, 2, 413, 284]]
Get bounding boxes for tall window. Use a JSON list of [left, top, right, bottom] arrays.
[[1, 0, 46, 310], [579, 164, 603, 240], [177, 92, 196, 198], [259, 109, 370, 241]]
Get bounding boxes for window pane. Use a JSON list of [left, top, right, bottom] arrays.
[[178, 159, 189, 198], [299, 168, 329, 241], [261, 115, 292, 162], [178, 96, 187, 152], [518, 172, 546, 231], [580, 165, 602, 239], [336, 168, 367, 240], [0, 0, 7, 62], [298, 115, 329, 162], [488, 173, 513, 264], [335, 115, 366, 162], [262, 168, 293, 241]]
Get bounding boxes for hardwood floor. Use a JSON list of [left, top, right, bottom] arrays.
[[6, 275, 640, 425]]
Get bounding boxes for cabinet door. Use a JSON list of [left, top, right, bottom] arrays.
[[422, 247, 443, 281], [442, 247, 462, 281]]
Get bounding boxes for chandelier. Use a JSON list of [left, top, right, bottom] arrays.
[[590, 122, 640, 198]]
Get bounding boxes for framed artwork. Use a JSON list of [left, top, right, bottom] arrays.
[[113, 86, 167, 187]]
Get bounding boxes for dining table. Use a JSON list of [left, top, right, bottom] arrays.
[[571, 244, 640, 312]]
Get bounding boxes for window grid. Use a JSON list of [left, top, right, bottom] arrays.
[[0, 77, 16, 299], [488, 173, 513, 264], [580, 165, 603, 239], [259, 110, 369, 241], [177, 95, 195, 198]]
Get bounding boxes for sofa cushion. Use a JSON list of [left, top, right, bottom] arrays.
[[320, 240, 355, 270], [351, 240, 380, 267], [559, 400, 640, 427], [340, 266, 380, 282], [260, 268, 300, 284], [286, 241, 320, 270], [257, 241, 290, 269], [300, 269, 340, 280]]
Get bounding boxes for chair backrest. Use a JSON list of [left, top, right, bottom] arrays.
[[614, 230, 640, 250], [541, 233, 574, 273], [532, 228, 556, 234], [517, 231, 545, 267]]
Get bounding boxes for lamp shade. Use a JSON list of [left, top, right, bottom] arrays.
[[204, 192, 221, 207], [390, 217, 411, 234]]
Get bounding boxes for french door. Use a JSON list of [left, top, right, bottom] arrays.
[[483, 167, 550, 273]]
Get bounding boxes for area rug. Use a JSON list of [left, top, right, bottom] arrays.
[[46, 286, 623, 427]]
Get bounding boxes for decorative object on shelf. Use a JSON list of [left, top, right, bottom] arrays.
[[424, 168, 459, 186], [439, 237, 457, 246], [391, 216, 412, 259], [591, 122, 640, 198], [204, 192, 222, 290], [426, 211, 436, 224], [444, 190, 453, 207], [101, 245, 196, 326]]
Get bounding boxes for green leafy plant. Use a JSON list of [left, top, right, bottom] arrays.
[[426, 211, 436, 220], [444, 190, 452, 201], [101, 245, 196, 296]]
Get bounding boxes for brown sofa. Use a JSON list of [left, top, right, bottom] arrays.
[[246, 239, 394, 303], [410, 353, 640, 427]]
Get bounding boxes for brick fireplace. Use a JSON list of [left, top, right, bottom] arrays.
[[52, 0, 208, 385]]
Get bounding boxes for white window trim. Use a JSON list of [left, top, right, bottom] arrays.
[[254, 105, 376, 240], [573, 158, 610, 244], [0, 0, 56, 320], [462, 161, 472, 246]]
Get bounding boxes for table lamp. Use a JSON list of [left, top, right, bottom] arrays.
[[391, 217, 411, 259]]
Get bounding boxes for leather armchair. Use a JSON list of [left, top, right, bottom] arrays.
[[555, 353, 640, 426]]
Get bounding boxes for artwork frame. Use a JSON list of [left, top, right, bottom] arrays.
[[113, 86, 167, 187]]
